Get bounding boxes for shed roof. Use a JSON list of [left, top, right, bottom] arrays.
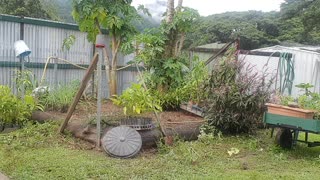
[[191, 42, 226, 52], [253, 45, 320, 55]]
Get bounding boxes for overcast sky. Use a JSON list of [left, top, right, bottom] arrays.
[[132, 0, 285, 18]]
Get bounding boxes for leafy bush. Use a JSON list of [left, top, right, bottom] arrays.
[[0, 85, 36, 129], [181, 58, 208, 104], [204, 48, 274, 134], [128, 27, 207, 110], [155, 88, 185, 110], [137, 55, 190, 110], [111, 83, 162, 116], [40, 80, 80, 113]]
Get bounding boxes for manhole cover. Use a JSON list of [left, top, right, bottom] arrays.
[[102, 126, 142, 158]]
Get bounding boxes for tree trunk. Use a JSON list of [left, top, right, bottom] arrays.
[[177, 0, 183, 10], [109, 34, 121, 96], [103, 48, 111, 88], [93, 19, 113, 97], [110, 68, 117, 96], [177, 32, 185, 55], [166, 0, 174, 23], [174, 0, 184, 56], [164, 0, 176, 58]]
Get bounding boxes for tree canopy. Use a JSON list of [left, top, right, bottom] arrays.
[[72, 0, 142, 96], [0, 0, 59, 20], [185, 0, 320, 50]]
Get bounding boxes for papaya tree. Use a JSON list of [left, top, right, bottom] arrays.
[[72, 0, 140, 96], [122, 0, 200, 109]]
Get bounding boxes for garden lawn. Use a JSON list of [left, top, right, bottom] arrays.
[[1, 121, 320, 180]]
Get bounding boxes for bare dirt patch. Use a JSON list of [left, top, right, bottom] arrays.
[[45, 100, 205, 146]]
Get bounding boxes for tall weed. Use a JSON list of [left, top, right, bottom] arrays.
[[40, 80, 80, 112]]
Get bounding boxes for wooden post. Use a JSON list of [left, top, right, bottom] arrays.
[[96, 48, 103, 147], [59, 53, 99, 133], [53, 57, 58, 88], [94, 34, 106, 147]]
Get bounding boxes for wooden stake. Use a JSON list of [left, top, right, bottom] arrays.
[[59, 53, 99, 133], [96, 48, 103, 147]]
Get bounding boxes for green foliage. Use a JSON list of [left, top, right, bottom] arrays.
[[111, 83, 162, 116], [295, 83, 314, 96], [40, 81, 79, 113], [155, 57, 209, 109], [129, 28, 193, 109], [279, 95, 295, 106], [14, 70, 38, 96], [14, 70, 44, 112], [0, 86, 36, 129], [122, 6, 202, 110], [0, 0, 59, 20], [297, 93, 320, 119], [171, 7, 200, 33], [154, 87, 186, 110], [72, 0, 139, 42], [125, 29, 166, 62], [1, 122, 320, 179], [145, 55, 197, 109], [150, 57, 189, 90], [182, 58, 208, 103], [185, 11, 281, 50], [204, 48, 274, 134], [197, 124, 222, 144], [62, 35, 76, 51], [0, 121, 61, 149], [185, 2, 320, 50], [279, 83, 320, 119], [122, 6, 203, 109], [51, 0, 74, 23]]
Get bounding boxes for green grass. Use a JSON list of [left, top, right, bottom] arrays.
[[1, 122, 320, 179]]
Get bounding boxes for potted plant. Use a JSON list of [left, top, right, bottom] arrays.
[[266, 83, 320, 119], [265, 103, 315, 119]]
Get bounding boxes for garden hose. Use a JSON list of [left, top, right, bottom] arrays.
[[279, 52, 295, 95]]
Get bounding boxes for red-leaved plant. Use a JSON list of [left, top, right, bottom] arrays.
[[204, 47, 275, 134]]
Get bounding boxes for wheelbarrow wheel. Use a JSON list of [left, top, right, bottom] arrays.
[[275, 128, 293, 149]]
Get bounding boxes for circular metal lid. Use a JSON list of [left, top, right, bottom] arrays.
[[102, 126, 142, 158], [120, 117, 155, 131]]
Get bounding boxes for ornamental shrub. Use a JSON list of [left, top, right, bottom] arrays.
[[204, 48, 274, 134]]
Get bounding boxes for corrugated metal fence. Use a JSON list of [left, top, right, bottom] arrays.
[[0, 14, 137, 98]]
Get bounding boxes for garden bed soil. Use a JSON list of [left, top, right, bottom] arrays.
[[45, 100, 205, 145]]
